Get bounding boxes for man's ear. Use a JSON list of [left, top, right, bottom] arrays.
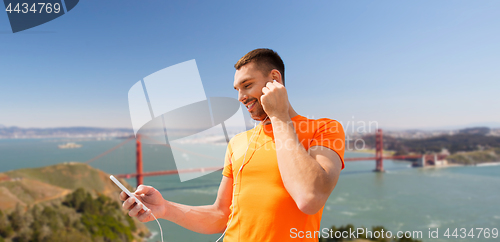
[[270, 69, 283, 85]]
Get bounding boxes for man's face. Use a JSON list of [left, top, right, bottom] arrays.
[[233, 62, 272, 121]]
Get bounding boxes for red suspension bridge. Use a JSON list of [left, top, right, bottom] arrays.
[[86, 129, 447, 186]]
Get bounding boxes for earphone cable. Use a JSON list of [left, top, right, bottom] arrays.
[[215, 116, 268, 242]]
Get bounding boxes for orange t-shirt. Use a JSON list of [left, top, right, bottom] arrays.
[[222, 114, 345, 242]]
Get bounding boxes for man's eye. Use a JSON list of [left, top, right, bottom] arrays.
[[245, 84, 251, 88]]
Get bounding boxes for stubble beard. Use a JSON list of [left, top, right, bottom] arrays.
[[248, 99, 268, 121]]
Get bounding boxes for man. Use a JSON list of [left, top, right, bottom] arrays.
[[121, 48, 345, 241]]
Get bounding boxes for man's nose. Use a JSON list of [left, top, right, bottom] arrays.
[[238, 90, 247, 103]]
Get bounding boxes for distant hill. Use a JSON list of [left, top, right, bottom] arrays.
[[458, 127, 490, 135], [0, 163, 149, 241], [360, 128, 500, 155], [0, 162, 133, 210]]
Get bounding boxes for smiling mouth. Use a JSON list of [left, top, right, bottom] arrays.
[[246, 100, 257, 111]]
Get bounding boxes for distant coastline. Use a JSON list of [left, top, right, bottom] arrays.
[[0, 126, 133, 139], [348, 149, 395, 155], [476, 161, 500, 166], [348, 148, 500, 168], [0, 125, 246, 140]]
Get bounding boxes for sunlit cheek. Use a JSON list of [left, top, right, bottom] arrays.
[[253, 86, 265, 98]]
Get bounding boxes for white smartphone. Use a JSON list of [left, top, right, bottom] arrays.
[[110, 175, 148, 211]]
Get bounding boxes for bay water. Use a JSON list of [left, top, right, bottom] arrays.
[[0, 138, 498, 242]]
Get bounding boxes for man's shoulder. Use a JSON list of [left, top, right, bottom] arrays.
[[297, 115, 341, 127], [295, 116, 344, 135]]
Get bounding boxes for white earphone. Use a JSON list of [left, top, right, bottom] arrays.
[[215, 115, 269, 241], [217, 80, 274, 241]]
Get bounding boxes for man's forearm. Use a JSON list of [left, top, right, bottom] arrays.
[[161, 200, 229, 234], [270, 115, 334, 213]]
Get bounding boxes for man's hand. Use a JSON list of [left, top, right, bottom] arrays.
[[261, 80, 290, 120], [120, 185, 167, 222]]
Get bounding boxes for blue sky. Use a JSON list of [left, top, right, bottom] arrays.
[[1, 0, 499, 130]]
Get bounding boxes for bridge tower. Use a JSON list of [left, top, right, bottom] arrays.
[[375, 129, 384, 172], [136, 134, 144, 186]]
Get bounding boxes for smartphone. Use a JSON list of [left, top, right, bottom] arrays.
[[110, 175, 148, 211]]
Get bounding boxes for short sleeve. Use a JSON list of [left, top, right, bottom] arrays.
[[222, 142, 233, 178], [309, 119, 345, 170]]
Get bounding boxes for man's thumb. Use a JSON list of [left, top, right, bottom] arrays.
[[134, 185, 153, 195]]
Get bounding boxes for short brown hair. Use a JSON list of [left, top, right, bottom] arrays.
[[234, 48, 285, 86]]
